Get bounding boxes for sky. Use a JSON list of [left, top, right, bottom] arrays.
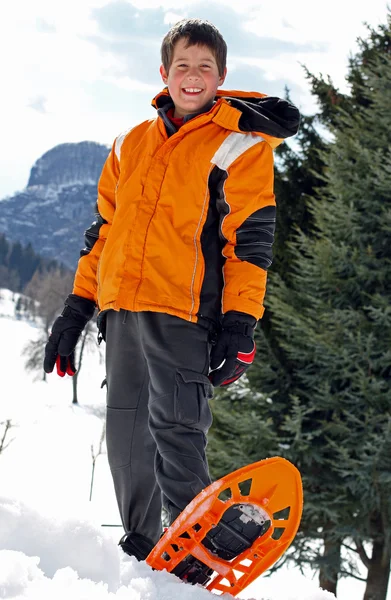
[[0, 0, 389, 201], [0, 287, 390, 600]]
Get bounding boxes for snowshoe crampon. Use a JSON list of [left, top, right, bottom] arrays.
[[146, 456, 303, 596]]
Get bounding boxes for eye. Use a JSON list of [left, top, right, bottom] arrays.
[[201, 64, 211, 68]]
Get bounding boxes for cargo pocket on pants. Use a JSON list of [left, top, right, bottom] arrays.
[[106, 407, 135, 470], [174, 368, 213, 432]]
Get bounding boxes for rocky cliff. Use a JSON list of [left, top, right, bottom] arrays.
[[0, 142, 109, 269]]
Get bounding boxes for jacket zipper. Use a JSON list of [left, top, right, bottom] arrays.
[[189, 171, 212, 320]]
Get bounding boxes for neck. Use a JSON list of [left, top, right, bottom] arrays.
[[177, 100, 215, 122]]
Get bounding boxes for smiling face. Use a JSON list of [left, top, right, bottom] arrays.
[[160, 38, 227, 118]]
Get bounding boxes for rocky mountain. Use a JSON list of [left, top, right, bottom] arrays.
[[0, 142, 109, 269]]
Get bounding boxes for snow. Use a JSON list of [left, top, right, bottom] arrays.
[[0, 288, 381, 600]]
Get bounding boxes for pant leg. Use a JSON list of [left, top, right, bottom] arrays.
[[138, 312, 214, 524], [105, 309, 162, 544]]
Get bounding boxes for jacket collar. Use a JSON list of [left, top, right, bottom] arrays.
[[152, 88, 300, 146], [157, 99, 215, 136]]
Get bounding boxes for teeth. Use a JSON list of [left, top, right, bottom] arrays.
[[184, 88, 202, 92]]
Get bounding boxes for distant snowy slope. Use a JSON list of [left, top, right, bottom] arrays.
[[0, 289, 343, 599]]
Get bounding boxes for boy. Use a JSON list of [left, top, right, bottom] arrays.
[[44, 19, 300, 563]]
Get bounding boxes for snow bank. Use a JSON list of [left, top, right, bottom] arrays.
[[0, 496, 120, 590], [0, 495, 337, 600]]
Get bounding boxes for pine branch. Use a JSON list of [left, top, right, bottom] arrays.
[[354, 538, 371, 570], [339, 569, 367, 582], [341, 541, 360, 554]]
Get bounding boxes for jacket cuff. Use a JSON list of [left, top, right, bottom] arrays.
[[222, 310, 257, 329], [65, 294, 96, 321], [222, 292, 265, 320]]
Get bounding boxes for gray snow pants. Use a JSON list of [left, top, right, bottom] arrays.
[[105, 309, 214, 544]]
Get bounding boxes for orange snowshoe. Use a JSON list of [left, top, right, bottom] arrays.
[[146, 456, 303, 596]]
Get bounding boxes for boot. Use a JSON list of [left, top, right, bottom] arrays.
[[119, 532, 155, 561]]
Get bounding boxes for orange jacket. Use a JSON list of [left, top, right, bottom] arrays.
[[73, 89, 300, 324]]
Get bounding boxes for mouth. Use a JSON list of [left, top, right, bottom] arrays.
[[182, 87, 203, 96]]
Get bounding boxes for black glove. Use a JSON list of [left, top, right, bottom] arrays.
[[44, 294, 96, 377], [209, 311, 256, 387]]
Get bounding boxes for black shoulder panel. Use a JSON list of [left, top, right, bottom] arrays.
[[225, 96, 300, 138], [235, 205, 276, 269]]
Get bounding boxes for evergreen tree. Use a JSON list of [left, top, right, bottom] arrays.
[[7, 241, 24, 274], [272, 109, 328, 282], [257, 19, 391, 599], [208, 13, 391, 600], [304, 14, 391, 127], [0, 233, 8, 265], [18, 243, 40, 289], [0, 233, 68, 293], [208, 380, 279, 479]]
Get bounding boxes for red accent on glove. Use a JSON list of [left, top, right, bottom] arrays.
[[56, 355, 76, 377], [56, 355, 66, 377], [237, 346, 256, 365], [66, 360, 76, 376]]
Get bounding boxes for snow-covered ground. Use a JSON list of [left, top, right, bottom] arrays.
[[0, 288, 383, 600]]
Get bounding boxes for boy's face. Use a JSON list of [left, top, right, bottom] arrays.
[[160, 38, 227, 118]]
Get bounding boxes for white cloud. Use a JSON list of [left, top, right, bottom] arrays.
[[240, 0, 388, 92], [27, 95, 48, 114], [102, 75, 158, 91], [164, 11, 185, 25]]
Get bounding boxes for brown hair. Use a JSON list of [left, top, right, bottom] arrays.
[[161, 19, 227, 77]]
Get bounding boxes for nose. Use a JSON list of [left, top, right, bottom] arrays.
[[187, 67, 201, 81]]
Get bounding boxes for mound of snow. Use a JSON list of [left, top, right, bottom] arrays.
[[0, 495, 337, 600]]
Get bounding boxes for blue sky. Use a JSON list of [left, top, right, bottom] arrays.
[[0, 0, 389, 199]]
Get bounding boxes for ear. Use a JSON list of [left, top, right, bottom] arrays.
[[160, 64, 168, 85], [218, 67, 227, 86]]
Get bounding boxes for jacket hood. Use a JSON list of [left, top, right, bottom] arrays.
[[152, 88, 300, 145]]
